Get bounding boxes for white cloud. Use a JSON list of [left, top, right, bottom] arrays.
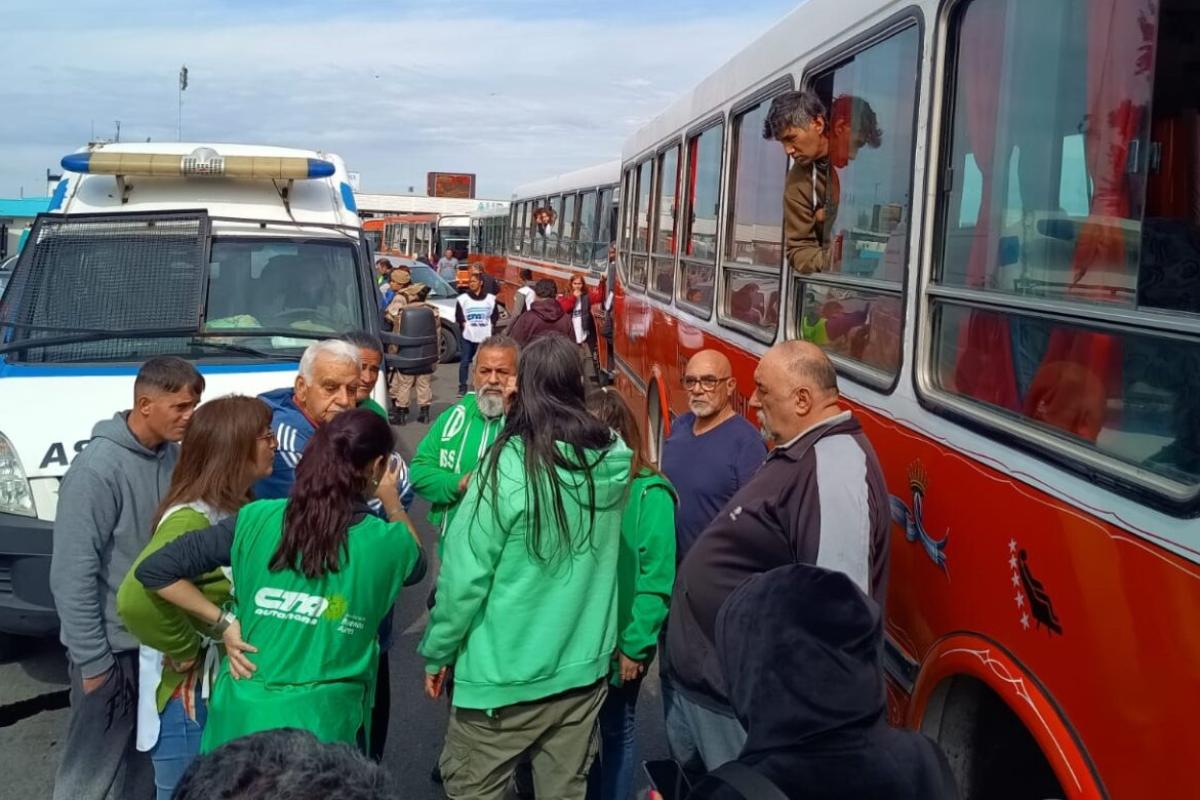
[[0, 4, 791, 199]]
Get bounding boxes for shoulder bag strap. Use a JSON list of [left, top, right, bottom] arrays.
[[695, 761, 790, 800]]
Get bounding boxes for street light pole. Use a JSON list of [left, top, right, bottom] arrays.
[[178, 65, 188, 141]]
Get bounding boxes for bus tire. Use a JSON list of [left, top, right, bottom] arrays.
[[922, 675, 1064, 799], [439, 323, 460, 364]]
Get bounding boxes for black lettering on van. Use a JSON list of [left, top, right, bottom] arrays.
[[40, 443, 67, 470], [39, 439, 92, 470]]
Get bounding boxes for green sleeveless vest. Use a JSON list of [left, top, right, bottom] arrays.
[[200, 499, 421, 752]]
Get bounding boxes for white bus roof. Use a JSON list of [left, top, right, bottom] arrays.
[[355, 194, 509, 217], [512, 160, 621, 202], [621, 0, 905, 161]]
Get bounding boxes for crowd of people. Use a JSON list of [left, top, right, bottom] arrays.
[[48, 322, 959, 800], [42, 89, 961, 800]]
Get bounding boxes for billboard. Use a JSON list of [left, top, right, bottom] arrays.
[[427, 172, 476, 199]]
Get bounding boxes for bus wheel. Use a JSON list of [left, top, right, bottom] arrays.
[[440, 323, 460, 364], [922, 675, 1064, 799]]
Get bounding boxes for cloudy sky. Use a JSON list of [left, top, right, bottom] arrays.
[[0, 1, 799, 200]]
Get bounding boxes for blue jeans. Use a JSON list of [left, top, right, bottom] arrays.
[[662, 675, 745, 774], [150, 688, 208, 800], [459, 338, 480, 389], [588, 677, 642, 800]]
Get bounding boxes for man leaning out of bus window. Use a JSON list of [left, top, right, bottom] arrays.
[[763, 90, 882, 275]]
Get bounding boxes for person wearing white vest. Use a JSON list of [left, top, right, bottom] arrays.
[[455, 272, 500, 397], [117, 396, 277, 800]]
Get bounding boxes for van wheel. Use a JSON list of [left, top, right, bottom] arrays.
[[440, 324, 460, 364]]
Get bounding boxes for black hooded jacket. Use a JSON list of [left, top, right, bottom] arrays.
[[691, 564, 959, 800]]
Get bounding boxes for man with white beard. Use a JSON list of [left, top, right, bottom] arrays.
[[410, 335, 518, 543]]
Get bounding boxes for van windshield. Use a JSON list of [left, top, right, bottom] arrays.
[[203, 238, 364, 348], [0, 230, 366, 364]]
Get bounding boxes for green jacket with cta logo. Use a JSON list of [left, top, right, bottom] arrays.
[[199, 498, 422, 752]]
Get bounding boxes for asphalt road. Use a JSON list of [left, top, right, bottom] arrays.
[[0, 363, 668, 798]]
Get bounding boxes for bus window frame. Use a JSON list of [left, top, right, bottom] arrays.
[[677, 113, 726, 321], [628, 155, 656, 292], [559, 191, 580, 264], [595, 185, 617, 274], [575, 188, 600, 267], [791, 9, 925, 393], [649, 137, 683, 304], [716, 74, 794, 345], [914, 0, 1199, 513]]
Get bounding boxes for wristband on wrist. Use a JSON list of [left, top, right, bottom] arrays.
[[212, 610, 236, 636]]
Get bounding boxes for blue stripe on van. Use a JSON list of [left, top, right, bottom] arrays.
[[0, 358, 298, 378]]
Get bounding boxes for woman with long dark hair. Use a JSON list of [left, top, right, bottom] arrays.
[[118, 395, 276, 800], [419, 335, 633, 800], [134, 409, 424, 753], [585, 387, 677, 800]]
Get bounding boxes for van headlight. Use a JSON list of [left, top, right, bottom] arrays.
[[0, 433, 36, 517]]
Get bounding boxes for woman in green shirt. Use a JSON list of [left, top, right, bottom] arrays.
[[135, 408, 425, 753], [118, 394, 277, 800], [585, 387, 677, 800]]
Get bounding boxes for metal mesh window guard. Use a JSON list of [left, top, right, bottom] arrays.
[[2, 211, 210, 362]]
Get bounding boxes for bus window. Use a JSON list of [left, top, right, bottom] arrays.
[[929, 0, 1200, 497], [723, 267, 779, 337], [532, 197, 549, 257], [680, 122, 723, 315], [725, 102, 786, 268], [631, 159, 654, 287], [791, 22, 919, 382], [577, 190, 599, 266], [720, 100, 786, 340], [547, 195, 563, 259], [651, 144, 681, 298], [595, 186, 615, 272], [559, 193, 578, 263], [621, 169, 635, 258]]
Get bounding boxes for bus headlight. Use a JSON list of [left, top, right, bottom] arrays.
[[0, 432, 36, 517]]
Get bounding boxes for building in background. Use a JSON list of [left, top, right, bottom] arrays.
[[0, 198, 52, 260]]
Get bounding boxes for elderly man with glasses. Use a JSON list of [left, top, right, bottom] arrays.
[[661, 349, 767, 564]]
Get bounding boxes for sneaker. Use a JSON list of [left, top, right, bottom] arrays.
[[417, 405, 430, 424], [457, 385, 467, 398], [395, 407, 409, 426]]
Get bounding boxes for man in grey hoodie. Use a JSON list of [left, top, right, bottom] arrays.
[[50, 356, 204, 800]]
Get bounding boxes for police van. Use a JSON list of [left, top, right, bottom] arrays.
[[0, 142, 429, 642]]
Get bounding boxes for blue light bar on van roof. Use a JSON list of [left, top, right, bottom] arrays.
[[61, 148, 336, 180]]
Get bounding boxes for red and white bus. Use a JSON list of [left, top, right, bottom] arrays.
[[490, 0, 1200, 796], [473, 162, 619, 313], [366, 213, 438, 260]]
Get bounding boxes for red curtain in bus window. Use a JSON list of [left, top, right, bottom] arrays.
[[1023, 0, 1158, 442], [952, 0, 1020, 411]]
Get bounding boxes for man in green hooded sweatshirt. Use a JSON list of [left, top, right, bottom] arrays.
[[410, 334, 518, 541]]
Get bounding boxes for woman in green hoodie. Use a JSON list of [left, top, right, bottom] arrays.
[[419, 335, 633, 800], [117, 395, 277, 800], [585, 387, 677, 800]]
